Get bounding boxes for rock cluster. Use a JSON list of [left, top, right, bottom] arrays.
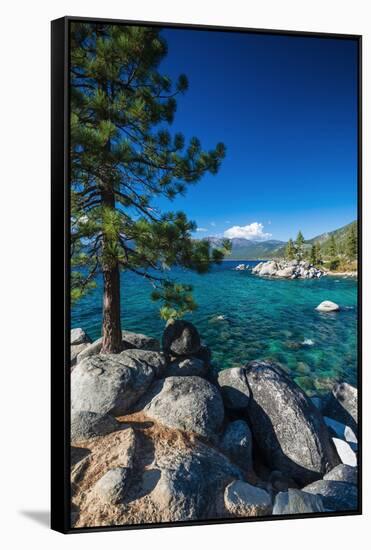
[[252, 259, 324, 279], [70, 322, 358, 527]]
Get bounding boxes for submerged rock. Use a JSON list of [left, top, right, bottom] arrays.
[[245, 360, 340, 484], [302, 480, 358, 511], [71, 411, 120, 443], [316, 300, 340, 312], [324, 464, 357, 484], [220, 420, 253, 472], [217, 367, 250, 410], [273, 488, 325, 515], [71, 353, 155, 415], [224, 480, 272, 517], [144, 376, 224, 440]]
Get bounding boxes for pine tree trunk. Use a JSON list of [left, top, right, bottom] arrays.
[[101, 188, 122, 354], [101, 261, 122, 354]]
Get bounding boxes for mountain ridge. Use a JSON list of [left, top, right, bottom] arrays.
[[203, 221, 357, 260]]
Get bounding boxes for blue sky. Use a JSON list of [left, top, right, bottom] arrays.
[[152, 28, 358, 242]]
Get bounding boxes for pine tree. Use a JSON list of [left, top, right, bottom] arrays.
[[310, 244, 317, 265], [346, 225, 357, 260], [315, 242, 322, 264], [327, 234, 339, 270], [329, 234, 337, 258], [295, 230, 305, 260], [70, 23, 229, 353], [285, 238, 295, 260]]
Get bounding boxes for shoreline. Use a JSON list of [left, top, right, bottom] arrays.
[[325, 271, 358, 278], [224, 259, 358, 278]]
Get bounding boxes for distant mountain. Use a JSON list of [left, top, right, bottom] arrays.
[[205, 237, 285, 260], [306, 221, 357, 255], [204, 221, 357, 260]]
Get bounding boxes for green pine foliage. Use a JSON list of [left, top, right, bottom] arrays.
[[285, 238, 295, 260], [346, 224, 357, 260], [295, 230, 305, 260], [310, 244, 317, 265], [70, 23, 229, 322]]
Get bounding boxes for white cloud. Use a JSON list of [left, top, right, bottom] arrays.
[[210, 221, 216, 227], [224, 222, 272, 241], [196, 227, 208, 232]]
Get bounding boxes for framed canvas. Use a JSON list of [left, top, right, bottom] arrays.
[[51, 16, 362, 533]]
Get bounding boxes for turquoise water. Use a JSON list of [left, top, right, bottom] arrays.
[[71, 261, 358, 395]]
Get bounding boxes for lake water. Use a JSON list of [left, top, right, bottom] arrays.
[[71, 260, 358, 396]]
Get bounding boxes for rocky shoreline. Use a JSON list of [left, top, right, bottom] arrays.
[[70, 323, 358, 527], [252, 260, 324, 279], [233, 260, 357, 280]]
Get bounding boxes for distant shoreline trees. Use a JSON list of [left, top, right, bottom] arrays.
[[284, 224, 357, 270]]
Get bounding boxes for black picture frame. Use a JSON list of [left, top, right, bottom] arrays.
[[51, 16, 362, 534]]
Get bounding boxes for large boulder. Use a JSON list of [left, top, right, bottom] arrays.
[[252, 260, 323, 279], [257, 261, 278, 277], [316, 301, 340, 312], [217, 367, 250, 410], [323, 416, 357, 448], [72, 418, 241, 527], [162, 320, 201, 356], [151, 441, 242, 521], [71, 411, 120, 443], [273, 489, 325, 515], [224, 480, 272, 517], [324, 464, 357, 484], [144, 376, 224, 440], [76, 338, 103, 363], [71, 328, 92, 345], [119, 349, 167, 378], [121, 330, 160, 352], [71, 343, 90, 368], [332, 438, 357, 467], [71, 427, 136, 503], [220, 420, 253, 472], [302, 480, 358, 511], [245, 360, 340, 485], [76, 330, 160, 364], [194, 343, 212, 367], [276, 266, 295, 278], [71, 353, 155, 415], [166, 357, 207, 378], [93, 467, 132, 505], [322, 382, 358, 433]]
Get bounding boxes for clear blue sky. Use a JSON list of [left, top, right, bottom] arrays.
[[152, 27, 358, 242]]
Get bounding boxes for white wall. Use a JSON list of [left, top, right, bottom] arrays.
[[1, 0, 369, 548]]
